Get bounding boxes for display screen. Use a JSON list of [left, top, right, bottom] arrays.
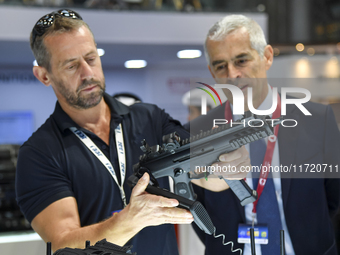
[[0, 111, 33, 145]]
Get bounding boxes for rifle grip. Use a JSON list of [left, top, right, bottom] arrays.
[[223, 179, 258, 206], [173, 171, 197, 201]]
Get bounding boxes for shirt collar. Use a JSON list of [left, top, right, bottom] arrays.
[[232, 84, 273, 120], [52, 93, 130, 133], [257, 84, 273, 114]]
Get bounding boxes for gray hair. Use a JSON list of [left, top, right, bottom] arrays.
[[204, 15, 267, 64]]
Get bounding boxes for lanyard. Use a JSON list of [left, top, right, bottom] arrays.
[[224, 92, 281, 214], [69, 123, 127, 207]]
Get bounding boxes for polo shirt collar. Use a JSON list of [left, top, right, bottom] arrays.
[[52, 92, 130, 133], [105, 93, 130, 116]]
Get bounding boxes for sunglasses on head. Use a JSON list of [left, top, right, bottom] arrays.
[[32, 9, 83, 46]]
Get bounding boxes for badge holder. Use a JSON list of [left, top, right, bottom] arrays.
[[238, 224, 269, 244], [243, 227, 285, 255]]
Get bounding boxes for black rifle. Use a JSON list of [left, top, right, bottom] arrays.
[[53, 239, 136, 255], [128, 113, 281, 234]]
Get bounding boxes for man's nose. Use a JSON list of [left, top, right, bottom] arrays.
[[228, 65, 242, 79], [80, 61, 94, 80]]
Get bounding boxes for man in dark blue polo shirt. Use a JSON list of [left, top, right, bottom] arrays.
[[15, 9, 196, 255]]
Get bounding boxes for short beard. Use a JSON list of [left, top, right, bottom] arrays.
[[55, 78, 106, 109]]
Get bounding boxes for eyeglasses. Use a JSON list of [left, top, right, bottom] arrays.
[[31, 9, 83, 46]]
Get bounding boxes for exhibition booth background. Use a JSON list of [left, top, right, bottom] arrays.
[[0, 4, 340, 255]]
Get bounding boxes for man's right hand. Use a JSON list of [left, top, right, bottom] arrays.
[[31, 172, 193, 252], [191, 145, 250, 192], [126, 172, 194, 230]]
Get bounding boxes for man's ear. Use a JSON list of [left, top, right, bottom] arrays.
[[32, 66, 52, 87], [263, 45, 274, 70]]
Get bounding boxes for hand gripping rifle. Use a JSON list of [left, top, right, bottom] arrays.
[[127, 113, 282, 235], [52, 239, 136, 255]]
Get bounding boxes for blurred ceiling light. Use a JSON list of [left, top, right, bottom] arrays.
[[33, 60, 38, 66], [325, 57, 340, 78], [273, 48, 280, 56], [97, 48, 105, 57], [307, 48, 315, 56], [177, 49, 202, 59], [296, 43, 305, 52], [124, 60, 147, 69], [295, 58, 310, 78]]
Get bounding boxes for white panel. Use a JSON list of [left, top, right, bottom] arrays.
[[0, 232, 45, 255]]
